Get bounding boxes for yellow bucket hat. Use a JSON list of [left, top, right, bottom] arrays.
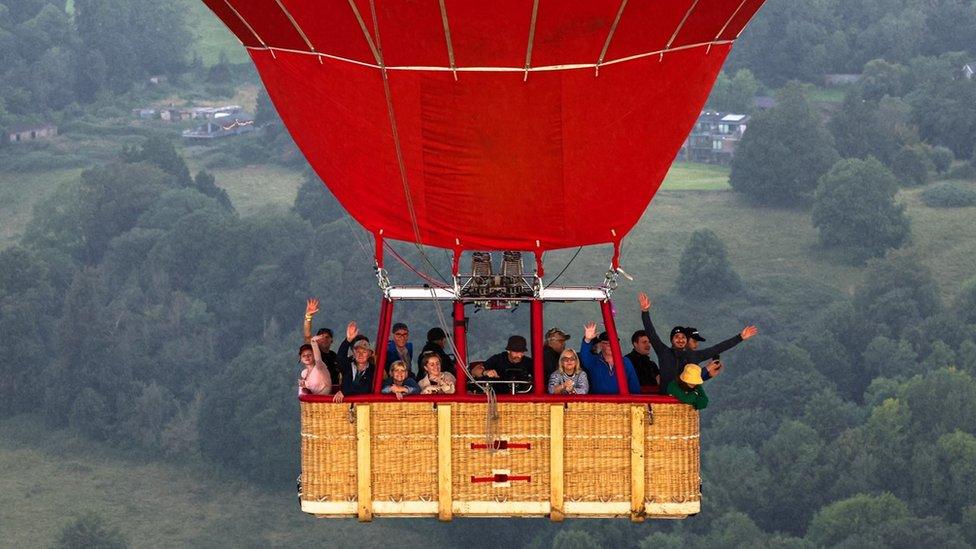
[[679, 364, 704, 386]]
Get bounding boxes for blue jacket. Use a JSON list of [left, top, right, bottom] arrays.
[[385, 340, 414, 375], [338, 339, 375, 396], [579, 340, 641, 395]]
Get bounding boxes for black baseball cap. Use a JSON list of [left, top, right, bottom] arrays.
[[669, 326, 686, 339], [682, 327, 706, 342]]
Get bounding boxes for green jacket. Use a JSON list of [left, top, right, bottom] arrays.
[[666, 380, 708, 410]]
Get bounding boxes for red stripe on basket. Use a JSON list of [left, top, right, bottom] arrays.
[[470, 440, 531, 450], [470, 474, 532, 484]]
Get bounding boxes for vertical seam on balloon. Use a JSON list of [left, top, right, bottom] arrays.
[[596, 0, 628, 76], [273, 0, 321, 63], [347, 0, 383, 65], [365, 0, 425, 250], [437, 0, 459, 81], [663, 0, 700, 60], [221, 0, 273, 57], [708, 0, 748, 53], [523, 0, 540, 82]]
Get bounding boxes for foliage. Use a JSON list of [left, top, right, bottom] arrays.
[[729, 84, 839, 206], [921, 182, 976, 208], [890, 144, 934, 187], [828, 90, 901, 163], [198, 345, 299, 485], [56, 512, 129, 549], [292, 169, 347, 227], [853, 252, 942, 339], [811, 157, 910, 259], [806, 493, 910, 547], [677, 229, 741, 298], [708, 69, 760, 113]]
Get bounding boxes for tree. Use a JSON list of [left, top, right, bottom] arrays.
[[862, 336, 918, 380], [198, 345, 299, 485], [890, 144, 934, 187], [729, 84, 839, 206], [853, 252, 941, 339], [806, 493, 910, 547], [828, 90, 900, 163], [550, 530, 602, 549], [56, 512, 128, 549], [122, 135, 193, 187], [709, 69, 759, 113], [292, 170, 346, 227], [859, 59, 908, 100], [811, 157, 910, 259], [677, 229, 741, 297], [759, 421, 831, 533], [192, 170, 233, 210], [954, 277, 976, 325]]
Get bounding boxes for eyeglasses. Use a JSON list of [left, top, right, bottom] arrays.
[[560, 357, 578, 362]]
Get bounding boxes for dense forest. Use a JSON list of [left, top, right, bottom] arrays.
[[2, 1, 976, 547]]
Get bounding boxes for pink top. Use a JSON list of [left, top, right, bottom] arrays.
[[300, 359, 332, 396]]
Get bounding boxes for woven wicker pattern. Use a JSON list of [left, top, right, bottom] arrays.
[[451, 403, 550, 501], [300, 401, 357, 502], [370, 402, 438, 502], [563, 403, 631, 502], [645, 403, 701, 504]]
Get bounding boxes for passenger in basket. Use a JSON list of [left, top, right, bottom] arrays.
[[465, 361, 499, 393], [667, 364, 709, 410], [381, 360, 420, 400], [543, 328, 571, 382], [417, 327, 455, 380], [333, 321, 376, 403], [301, 298, 340, 385], [637, 291, 757, 395], [547, 348, 589, 395], [579, 322, 641, 395], [386, 322, 415, 377], [626, 330, 661, 389], [484, 335, 534, 392], [682, 326, 725, 381], [418, 352, 457, 394], [298, 341, 332, 396]]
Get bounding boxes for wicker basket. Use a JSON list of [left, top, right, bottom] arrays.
[[299, 399, 700, 521]]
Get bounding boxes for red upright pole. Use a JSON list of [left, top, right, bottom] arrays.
[[531, 299, 545, 395], [452, 301, 467, 374], [600, 299, 629, 395], [373, 298, 393, 393]]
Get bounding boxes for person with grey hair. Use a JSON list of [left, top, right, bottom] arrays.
[[333, 321, 376, 403]]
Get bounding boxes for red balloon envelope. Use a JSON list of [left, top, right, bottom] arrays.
[[202, 0, 765, 252]]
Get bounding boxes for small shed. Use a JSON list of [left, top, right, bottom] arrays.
[[6, 124, 58, 144]]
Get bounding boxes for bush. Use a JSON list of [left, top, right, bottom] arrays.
[[677, 229, 742, 297], [56, 512, 128, 549], [930, 146, 954, 173], [920, 182, 976, 208], [947, 162, 976, 180], [812, 157, 910, 259], [890, 144, 934, 186]]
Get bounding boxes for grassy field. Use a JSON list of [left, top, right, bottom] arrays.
[[661, 162, 731, 191], [0, 415, 450, 548], [181, 0, 249, 66], [193, 162, 306, 216], [0, 169, 83, 249]]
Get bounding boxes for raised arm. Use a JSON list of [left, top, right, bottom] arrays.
[[303, 298, 319, 344], [306, 334, 332, 394], [639, 292, 670, 357], [579, 322, 600, 370], [685, 325, 757, 362]]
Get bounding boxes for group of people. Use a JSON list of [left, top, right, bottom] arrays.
[[298, 293, 757, 409]]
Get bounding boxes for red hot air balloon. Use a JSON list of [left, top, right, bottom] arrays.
[[202, 0, 763, 254], [201, 0, 765, 521]]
